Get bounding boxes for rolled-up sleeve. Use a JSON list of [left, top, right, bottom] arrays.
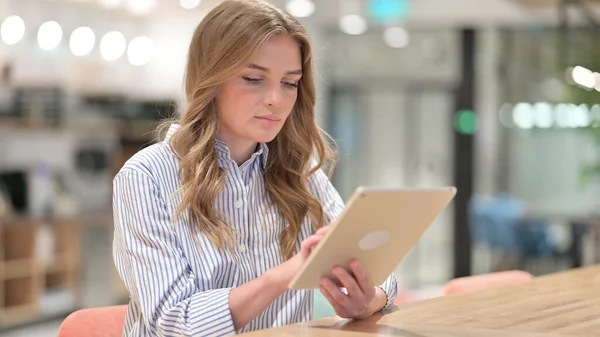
[[112, 169, 236, 336], [377, 273, 399, 310], [306, 165, 399, 310]]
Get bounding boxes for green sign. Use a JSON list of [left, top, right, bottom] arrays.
[[454, 109, 478, 134]]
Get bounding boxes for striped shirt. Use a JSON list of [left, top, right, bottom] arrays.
[[112, 123, 398, 336]]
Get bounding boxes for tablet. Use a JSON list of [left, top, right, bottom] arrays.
[[288, 186, 457, 289]]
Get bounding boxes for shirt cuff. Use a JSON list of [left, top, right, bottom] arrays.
[[377, 280, 398, 311], [188, 288, 236, 336]]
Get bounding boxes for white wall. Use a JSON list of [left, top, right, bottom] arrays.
[[325, 29, 459, 85], [322, 26, 459, 286], [362, 89, 410, 187], [403, 90, 455, 286], [357, 88, 455, 287], [314, 0, 563, 27]]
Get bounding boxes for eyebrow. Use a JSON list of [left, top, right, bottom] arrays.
[[248, 63, 302, 75]]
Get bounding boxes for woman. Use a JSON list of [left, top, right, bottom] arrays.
[[112, 0, 398, 336]]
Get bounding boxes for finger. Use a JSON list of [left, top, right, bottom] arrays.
[[302, 233, 327, 255], [320, 277, 350, 305], [319, 285, 352, 318], [315, 225, 330, 236], [332, 266, 365, 303], [349, 260, 375, 298], [300, 236, 320, 257], [319, 279, 354, 317], [321, 277, 360, 317], [301, 236, 318, 250]]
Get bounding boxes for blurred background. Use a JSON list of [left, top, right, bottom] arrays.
[[2, 0, 600, 335]]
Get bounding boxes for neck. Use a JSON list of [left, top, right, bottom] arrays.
[[216, 137, 258, 166], [231, 143, 258, 166]]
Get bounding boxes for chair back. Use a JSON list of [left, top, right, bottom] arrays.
[[57, 305, 128, 337], [444, 270, 533, 296]]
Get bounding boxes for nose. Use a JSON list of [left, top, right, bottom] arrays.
[[263, 84, 283, 108]]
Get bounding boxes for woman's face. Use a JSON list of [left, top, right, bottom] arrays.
[[215, 34, 302, 149]]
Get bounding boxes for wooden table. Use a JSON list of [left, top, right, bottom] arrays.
[[242, 266, 600, 336]]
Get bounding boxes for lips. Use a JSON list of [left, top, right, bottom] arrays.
[[256, 116, 281, 122], [255, 116, 281, 127]]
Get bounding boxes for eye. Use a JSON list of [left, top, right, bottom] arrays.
[[242, 76, 263, 84], [282, 81, 298, 88]]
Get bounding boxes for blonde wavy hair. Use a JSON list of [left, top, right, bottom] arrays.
[[164, 0, 337, 260]]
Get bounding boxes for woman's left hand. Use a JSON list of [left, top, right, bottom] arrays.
[[319, 259, 385, 319]]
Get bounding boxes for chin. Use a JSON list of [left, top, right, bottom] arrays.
[[254, 135, 278, 144], [252, 130, 281, 144]]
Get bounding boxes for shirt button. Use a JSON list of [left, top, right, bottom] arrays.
[[234, 200, 242, 209], [238, 245, 246, 253]]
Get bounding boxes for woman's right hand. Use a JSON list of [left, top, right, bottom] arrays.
[[270, 225, 331, 291]]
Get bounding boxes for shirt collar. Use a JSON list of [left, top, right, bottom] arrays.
[[164, 123, 269, 170], [164, 123, 179, 143]]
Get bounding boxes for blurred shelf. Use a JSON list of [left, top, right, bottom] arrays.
[[46, 252, 79, 274], [0, 117, 21, 129], [0, 217, 82, 329], [0, 304, 38, 327], [3, 276, 34, 307], [0, 116, 60, 131], [3, 259, 34, 280]]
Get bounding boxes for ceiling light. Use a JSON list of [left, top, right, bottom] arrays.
[[70, 26, 95, 56], [383, 26, 409, 48], [570, 66, 595, 89], [125, 0, 156, 16], [339, 14, 367, 35], [37, 21, 63, 51], [127, 36, 154, 66], [100, 0, 122, 9], [533, 102, 553, 129], [100, 31, 126, 61], [554, 103, 569, 128], [286, 0, 315, 18], [594, 73, 600, 92], [1, 16, 25, 45], [180, 0, 201, 9], [512, 103, 534, 129]]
